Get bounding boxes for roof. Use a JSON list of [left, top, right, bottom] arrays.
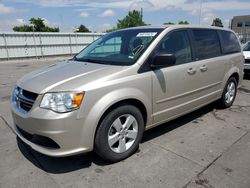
[[120, 25, 233, 32]]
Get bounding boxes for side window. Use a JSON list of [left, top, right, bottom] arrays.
[[243, 43, 250, 51], [237, 22, 243, 27], [219, 30, 241, 54], [245, 21, 250, 27], [192, 29, 221, 60], [155, 30, 192, 65]]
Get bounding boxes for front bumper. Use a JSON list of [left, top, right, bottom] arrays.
[[244, 63, 250, 71], [245, 58, 250, 71], [11, 98, 93, 157]]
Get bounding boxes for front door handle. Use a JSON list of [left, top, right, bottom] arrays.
[[200, 65, 208, 72], [187, 68, 196, 75]]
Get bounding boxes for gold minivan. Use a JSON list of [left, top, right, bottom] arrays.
[[11, 25, 244, 162]]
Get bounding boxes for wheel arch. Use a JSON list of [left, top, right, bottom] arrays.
[[230, 72, 239, 84], [222, 66, 241, 91], [97, 98, 148, 129]]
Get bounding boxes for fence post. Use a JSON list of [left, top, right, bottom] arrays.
[[75, 33, 78, 53], [3, 33, 9, 60], [24, 33, 28, 57], [69, 33, 72, 55], [39, 33, 44, 58], [33, 32, 38, 59]]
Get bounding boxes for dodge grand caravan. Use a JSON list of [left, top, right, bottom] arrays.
[[11, 25, 244, 162]]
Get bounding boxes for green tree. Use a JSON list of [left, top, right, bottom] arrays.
[[13, 25, 33, 32], [117, 10, 145, 29], [163, 22, 175, 25], [29, 18, 45, 31], [106, 10, 146, 32], [106, 27, 117, 33], [212, 18, 223, 27], [75, 24, 91, 32], [13, 18, 59, 32], [178, 20, 189, 25]]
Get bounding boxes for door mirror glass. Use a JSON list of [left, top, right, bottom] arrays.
[[150, 53, 176, 69]]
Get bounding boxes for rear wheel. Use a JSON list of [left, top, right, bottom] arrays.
[[218, 77, 237, 108], [94, 105, 144, 162]]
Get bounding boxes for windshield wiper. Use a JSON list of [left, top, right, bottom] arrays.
[[74, 58, 105, 64]]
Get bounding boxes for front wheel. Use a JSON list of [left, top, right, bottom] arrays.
[[94, 105, 144, 163], [218, 77, 237, 108]]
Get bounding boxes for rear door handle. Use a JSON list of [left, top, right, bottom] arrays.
[[200, 65, 208, 72], [187, 68, 196, 75]]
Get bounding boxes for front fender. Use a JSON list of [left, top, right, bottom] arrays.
[[79, 87, 152, 150]]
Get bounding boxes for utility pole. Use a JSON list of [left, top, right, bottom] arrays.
[[199, 0, 203, 25], [141, 8, 143, 22]]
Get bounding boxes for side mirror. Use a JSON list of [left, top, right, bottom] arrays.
[[150, 53, 176, 69]]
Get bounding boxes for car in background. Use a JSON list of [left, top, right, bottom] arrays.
[[243, 41, 250, 74]]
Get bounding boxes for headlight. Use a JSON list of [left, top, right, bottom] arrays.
[[12, 86, 19, 103], [40, 92, 84, 113]]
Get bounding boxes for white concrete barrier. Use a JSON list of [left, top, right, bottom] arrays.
[[0, 32, 104, 60]]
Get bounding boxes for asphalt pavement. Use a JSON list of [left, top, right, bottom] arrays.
[[0, 57, 250, 188]]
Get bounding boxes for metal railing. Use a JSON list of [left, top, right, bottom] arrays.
[[0, 32, 104, 60]]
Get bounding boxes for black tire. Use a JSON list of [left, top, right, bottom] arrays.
[[94, 105, 144, 163], [218, 77, 237, 108]]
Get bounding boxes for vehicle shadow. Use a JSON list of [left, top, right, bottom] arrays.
[[17, 137, 109, 174], [142, 102, 215, 142], [17, 102, 216, 174]]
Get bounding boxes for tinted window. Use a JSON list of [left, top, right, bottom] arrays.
[[245, 21, 250, 27], [192, 29, 221, 60], [237, 22, 243, 27], [243, 42, 250, 51], [219, 30, 241, 54], [155, 30, 192, 65]]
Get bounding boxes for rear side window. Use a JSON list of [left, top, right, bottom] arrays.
[[219, 30, 241, 54], [192, 29, 221, 60]]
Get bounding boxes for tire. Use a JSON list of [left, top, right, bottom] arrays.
[[94, 105, 144, 163], [218, 77, 237, 108]]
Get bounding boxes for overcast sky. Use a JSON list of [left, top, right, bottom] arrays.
[[0, 0, 250, 32]]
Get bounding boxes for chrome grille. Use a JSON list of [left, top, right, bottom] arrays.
[[245, 59, 250, 64], [14, 87, 38, 112]]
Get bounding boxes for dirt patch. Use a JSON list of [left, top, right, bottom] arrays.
[[0, 95, 11, 101], [211, 110, 225, 122], [16, 64, 29, 68], [239, 87, 250, 94], [195, 176, 215, 188]]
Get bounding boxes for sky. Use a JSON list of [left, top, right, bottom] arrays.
[[0, 0, 250, 32]]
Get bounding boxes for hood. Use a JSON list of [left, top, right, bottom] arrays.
[[17, 60, 123, 94], [243, 51, 250, 59]]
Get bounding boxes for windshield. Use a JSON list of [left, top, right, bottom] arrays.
[[75, 28, 163, 65], [243, 42, 250, 51]]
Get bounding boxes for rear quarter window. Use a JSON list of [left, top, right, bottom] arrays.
[[192, 29, 221, 60], [219, 30, 241, 54]]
